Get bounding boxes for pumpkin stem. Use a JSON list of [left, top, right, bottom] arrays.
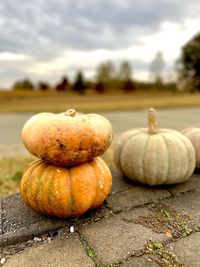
[[65, 109, 76, 117], [148, 108, 158, 134]]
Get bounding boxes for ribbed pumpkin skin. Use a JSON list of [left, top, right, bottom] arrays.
[[114, 128, 196, 185], [22, 111, 113, 166], [20, 157, 112, 218], [182, 128, 200, 168]]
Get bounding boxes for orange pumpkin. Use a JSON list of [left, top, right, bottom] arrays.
[[22, 109, 113, 166], [20, 157, 112, 217]]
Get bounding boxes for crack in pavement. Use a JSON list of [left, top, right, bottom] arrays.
[[0, 197, 5, 235]]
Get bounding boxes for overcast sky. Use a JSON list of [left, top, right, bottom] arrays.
[[0, 0, 200, 88]]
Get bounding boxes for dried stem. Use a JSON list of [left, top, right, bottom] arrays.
[[148, 108, 158, 134], [65, 109, 77, 117]]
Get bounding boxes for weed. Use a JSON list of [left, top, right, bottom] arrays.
[[132, 203, 191, 238], [182, 225, 192, 237], [145, 242, 183, 267], [81, 238, 100, 265]]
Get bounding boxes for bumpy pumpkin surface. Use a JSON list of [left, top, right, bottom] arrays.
[[22, 109, 113, 166], [182, 127, 200, 168], [114, 108, 196, 185], [20, 157, 112, 217]]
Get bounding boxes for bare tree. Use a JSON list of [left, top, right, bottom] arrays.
[[149, 51, 165, 84], [118, 61, 135, 92], [118, 61, 132, 81], [96, 60, 116, 83]]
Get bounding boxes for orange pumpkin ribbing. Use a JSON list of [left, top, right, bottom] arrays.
[[20, 157, 112, 218]]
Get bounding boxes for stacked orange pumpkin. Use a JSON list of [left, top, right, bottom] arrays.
[[20, 109, 113, 218]]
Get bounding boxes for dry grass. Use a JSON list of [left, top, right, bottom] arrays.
[[0, 156, 34, 196], [1, 90, 200, 113]]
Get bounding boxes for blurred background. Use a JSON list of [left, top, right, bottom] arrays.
[[0, 0, 200, 195], [0, 0, 200, 111]]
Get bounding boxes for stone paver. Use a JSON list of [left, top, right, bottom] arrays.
[[162, 189, 200, 227], [4, 233, 95, 267], [120, 255, 160, 267], [0, 218, 69, 247], [110, 168, 134, 194], [106, 186, 171, 213], [0, 194, 69, 246], [2, 194, 44, 233], [169, 232, 200, 267], [168, 173, 200, 195], [80, 216, 169, 266], [120, 207, 154, 222]]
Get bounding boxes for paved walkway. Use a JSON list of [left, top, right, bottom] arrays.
[[1, 169, 200, 266], [1, 108, 200, 266]]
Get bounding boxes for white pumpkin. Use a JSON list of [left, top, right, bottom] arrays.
[[114, 108, 196, 185]]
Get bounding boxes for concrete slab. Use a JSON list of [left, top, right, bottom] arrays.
[[120, 255, 160, 267], [3, 233, 95, 267], [120, 206, 154, 222], [110, 168, 133, 194], [0, 194, 69, 246], [106, 186, 171, 213], [162, 190, 200, 227], [2, 194, 45, 233], [80, 216, 168, 266], [168, 173, 200, 195], [169, 232, 200, 267]]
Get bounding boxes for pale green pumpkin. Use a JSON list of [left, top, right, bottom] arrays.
[[114, 108, 196, 185]]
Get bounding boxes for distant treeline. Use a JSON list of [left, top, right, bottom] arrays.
[[12, 60, 176, 93]]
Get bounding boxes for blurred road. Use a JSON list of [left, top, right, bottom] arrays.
[[0, 107, 200, 157]]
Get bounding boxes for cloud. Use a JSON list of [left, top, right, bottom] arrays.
[[0, 0, 200, 86], [0, 0, 200, 54], [0, 52, 30, 61]]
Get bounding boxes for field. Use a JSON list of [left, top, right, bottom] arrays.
[[1, 89, 200, 113]]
